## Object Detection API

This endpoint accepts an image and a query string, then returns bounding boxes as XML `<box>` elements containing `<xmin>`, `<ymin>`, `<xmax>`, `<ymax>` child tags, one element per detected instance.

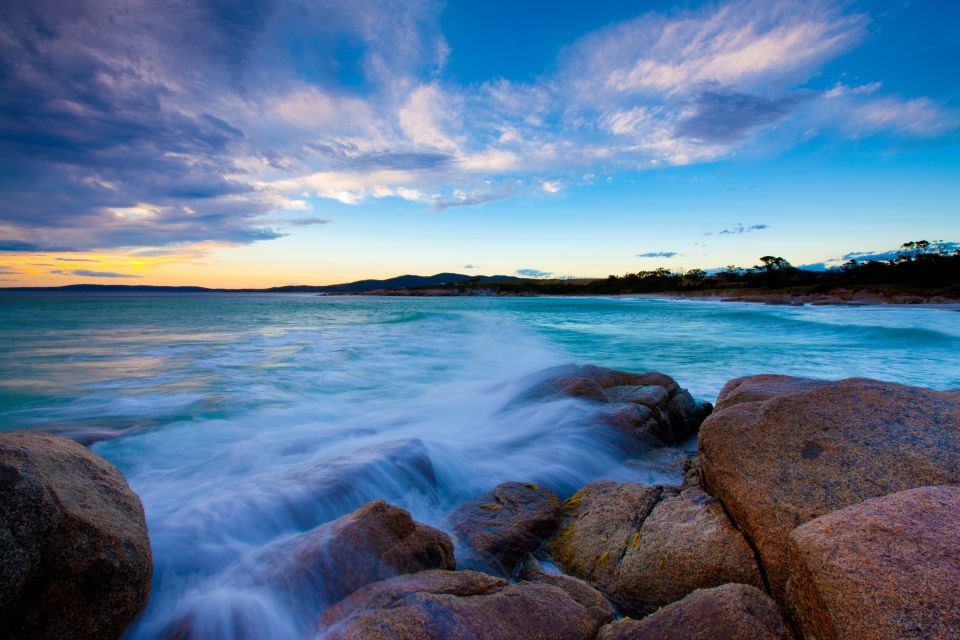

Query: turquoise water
<box><xmin>1</xmin><ymin>292</ymin><xmax>959</xmax><ymax>638</ymax></box>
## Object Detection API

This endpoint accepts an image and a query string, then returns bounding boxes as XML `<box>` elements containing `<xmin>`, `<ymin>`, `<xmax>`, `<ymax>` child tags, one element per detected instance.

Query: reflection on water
<box><xmin>1</xmin><ymin>293</ymin><xmax>958</xmax><ymax>638</ymax></box>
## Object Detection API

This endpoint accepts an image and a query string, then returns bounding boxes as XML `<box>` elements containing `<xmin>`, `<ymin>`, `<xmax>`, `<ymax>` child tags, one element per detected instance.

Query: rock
<box><xmin>518</xmin><ymin>554</ymin><xmax>616</xmax><ymax>624</ymax></box>
<box><xmin>528</xmin><ymin>365</ymin><xmax>711</xmax><ymax>446</ymax></box>
<box><xmin>315</xmin><ymin>569</ymin><xmax>614</xmax><ymax>640</ymax></box>
<box><xmin>547</xmin><ymin>480</ymin><xmax>762</xmax><ymax>615</ymax></box>
<box><xmin>714</xmin><ymin>374</ymin><xmax>831</xmax><ymax>411</ymax></box>
<box><xmin>786</xmin><ymin>485</ymin><xmax>960</xmax><ymax>640</ymax></box>
<box><xmin>596</xmin><ymin>583</ymin><xmax>794</xmax><ymax>640</ymax></box>
<box><xmin>255</xmin><ymin>500</ymin><xmax>454</xmax><ymax>607</ymax></box>
<box><xmin>666</xmin><ymin>389</ymin><xmax>713</xmax><ymax>442</ymax></box>
<box><xmin>699</xmin><ymin>377</ymin><xmax>960</xmax><ymax>601</ymax></box>
<box><xmin>448</xmin><ymin>482</ymin><xmax>561</xmax><ymax>574</ymax></box>
<box><xmin>0</xmin><ymin>431</ymin><xmax>152</xmax><ymax>640</ymax></box>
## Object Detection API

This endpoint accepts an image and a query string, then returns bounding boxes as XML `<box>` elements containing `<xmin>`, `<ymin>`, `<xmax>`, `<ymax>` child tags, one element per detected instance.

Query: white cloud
<box><xmin>397</xmin><ymin>84</ymin><xmax>460</xmax><ymax>152</ymax></box>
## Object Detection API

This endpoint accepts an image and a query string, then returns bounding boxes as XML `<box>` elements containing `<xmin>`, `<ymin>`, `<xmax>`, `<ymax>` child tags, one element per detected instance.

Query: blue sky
<box><xmin>0</xmin><ymin>0</ymin><xmax>957</xmax><ymax>285</ymax></box>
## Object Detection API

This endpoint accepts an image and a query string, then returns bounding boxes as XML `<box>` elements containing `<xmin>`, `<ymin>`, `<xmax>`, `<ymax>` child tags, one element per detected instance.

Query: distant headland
<box><xmin>3</xmin><ymin>241</ymin><xmax>958</xmax><ymax>305</ymax></box>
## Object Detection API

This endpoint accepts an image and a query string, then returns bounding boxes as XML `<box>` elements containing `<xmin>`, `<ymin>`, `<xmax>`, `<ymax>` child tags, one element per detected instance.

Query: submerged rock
<box><xmin>699</xmin><ymin>376</ymin><xmax>960</xmax><ymax>601</ymax></box>
<box><xmin>786</xmin><ymin>485</ymin><xmax>960</xmax><ymax>640</ymax></box>
<box><xmin>167</xmin><ymin>500</ymin><xmax>455</xmax><ymax>639</ymax></box>
<box><xmin>315</xmin><ymin>569</ymin><xmax>613</xmax><ymax>640</ymax></box>
<box><xmin>547</xmin><ymin>480</ymin><xmax>761</xmax><ymax>616</ymax></box>
<box><xmin>0</xmin><ymin>431</ymin><xmax>152</xmax><ymax>640</ymax></box>
<box><xmin>596</xmin><ymin>583</ymin><xmax>793</xmax><ymax>640</ymax></box>
<box><xmin>448</xmin><ymin>482</ymin><xmax>561</xmax><ymax>574</ymax></box>
<box><xmin>529</xmin><ymin>365</ymin><xmax>712</xmax><ymax>446</ymax></box>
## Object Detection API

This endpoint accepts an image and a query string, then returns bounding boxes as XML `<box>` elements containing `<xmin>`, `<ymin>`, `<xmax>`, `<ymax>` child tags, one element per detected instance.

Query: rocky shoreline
<box><xmin>1</xmin><ymin>367</ymin><xmax>958</xmax><ymax>639</ymax></box>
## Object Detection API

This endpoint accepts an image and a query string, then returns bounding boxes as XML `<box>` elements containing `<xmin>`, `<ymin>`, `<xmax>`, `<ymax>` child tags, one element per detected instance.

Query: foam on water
<box><xmin>1</xmin><ymin>293</ymin><xmax>958</xmax><ymax>638</ymax></box>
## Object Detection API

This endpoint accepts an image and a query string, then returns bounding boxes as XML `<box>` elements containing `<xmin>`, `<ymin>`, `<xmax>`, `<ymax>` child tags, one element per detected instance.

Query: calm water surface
<box><xmin>1</xmin><ymin>293</ymin><xmax>958</xmax><ymax>638</ymax></box>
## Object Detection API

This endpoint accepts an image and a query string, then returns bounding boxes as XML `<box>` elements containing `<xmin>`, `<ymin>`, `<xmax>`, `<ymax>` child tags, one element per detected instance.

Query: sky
<box><xmin>0</xmin><ymin>0</ymin><xmax>958</xmax><ymax>287</ymax></box>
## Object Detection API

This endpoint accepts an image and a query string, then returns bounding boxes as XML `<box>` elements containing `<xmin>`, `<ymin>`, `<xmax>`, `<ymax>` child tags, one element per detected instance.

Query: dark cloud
<box><xmin>50</xmin><ymin>269</ymin><xmax>141</xmax><ymax>278</ymax></box>
<box><xmin>432</xmin><ymin>190</ymin><xmax>510</xmax><ymax>211</ymax></box>
<box><xmin>0</xmin><ymin>240</ymin><xmax>84</xmax><ymax>252</ymax></box>
<box><xmin>676</xmin><ymin>91</ymin><xmax>800</xmax><ymax>143</ymax></box>
<box><xmin>53</xmin><ymin>257</ymin><xmax>99</xmax><ymax>262</ymax></box>
<box><xmin>278</xmin><ymin>217</ymin><xmax>332</xmax><ymax>227</ymax></box>
<box><xmin>516</xmin><ymin>268</ymin><xmax>552</xmax><ymax>278</ymax></box>
<box><xmin>637</xmin><ymin>251</ymin><xmax>679</xmax><ymax>258</ymax></box>
<box><xmin>306</xmin><ymin>143</ymin><xmax>454</xmax><ymax>171</ymax></box>
<box><xmin>0</xmin><ymin>267</ymin><xmax>20</xmax><ymax>274</ymax></box>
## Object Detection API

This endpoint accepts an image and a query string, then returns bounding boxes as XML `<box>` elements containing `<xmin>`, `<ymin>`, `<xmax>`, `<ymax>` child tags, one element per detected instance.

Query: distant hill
<box><xmin>269</xmin><ymin>273</ymin><xmax>521</xmax><ymax>293</ymax></box>
<box><xmin>1</xmin><ymin>273</ymin><xmax>523</xmax><ymax>293</ymax></box>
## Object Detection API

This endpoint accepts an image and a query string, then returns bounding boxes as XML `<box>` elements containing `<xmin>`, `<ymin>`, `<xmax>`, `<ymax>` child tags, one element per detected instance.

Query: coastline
<box><xmin>617</xmin><ymin>291</ymin><xmax>960</xmax><ymax>309</ymax></box>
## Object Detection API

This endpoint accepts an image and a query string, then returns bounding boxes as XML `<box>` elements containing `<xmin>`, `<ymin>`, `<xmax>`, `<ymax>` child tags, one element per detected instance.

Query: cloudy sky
<box><xmin>1</xmin><ymin>0</ymin><xmax>957</xmax><ymax>286</ymax></box>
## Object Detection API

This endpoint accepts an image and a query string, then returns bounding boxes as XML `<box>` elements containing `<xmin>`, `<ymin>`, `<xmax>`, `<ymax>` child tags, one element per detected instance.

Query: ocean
<box><xmin>1</xmin><ymin>292</ymin><xmax>958</xmax><ymax>638</ymax></box>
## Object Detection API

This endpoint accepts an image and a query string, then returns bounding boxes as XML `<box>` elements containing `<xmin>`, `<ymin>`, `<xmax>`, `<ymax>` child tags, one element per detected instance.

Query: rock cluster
<box><xmin>4</xmin><ymin>366</ymin><xmax>959</xmax><ymax>640</ymax></box>
<box><xmin>699</xmin><ymin>375</ymin><xmax>960</xmax><ymax>601</ymax></box>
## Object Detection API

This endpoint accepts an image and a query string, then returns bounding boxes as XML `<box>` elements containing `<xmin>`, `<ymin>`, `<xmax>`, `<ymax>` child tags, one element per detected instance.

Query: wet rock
<box><xmin>448</xmin><ymin>482</ymin><xmax>561</xmax><ymax>574</ymax></box>
<box><xmin>529</xmin><ymin>365</ymin><xmax>711</xmax><ymax>446</ymax></box>
<box><xmin>786</xmin><ymin>485</ymin><xmax>960</xmax><ymax>640</ymax></box>
<box><xmin>714</xmin><ymin>374</ymin><xmax>831</xmax><ymax>411</ymax></box>
<box><xmin>547</xmin><ymin>480</ymin><xmax>761</xmax><ymax>615</ymax></box>
<box><xmin>596</xmin><ymin>583</ymin><xmax>794</xmax><ymax>640</ymax></box>
<box><xmin>315</xmin><ymin>569</ymin><xmax>612</xmax><ymax>640</ymax></box>
<box><xmin>255</xmin><ymin>500</ymin><xmax>454</xmax><ymax>607</ymax></box>
<box><xmin>699</xmin><ymin>377</ymin><xmax>960</xmax><ymax>601</ymax></box>
<box><xmin>0</xmin><ymin>431</ymin><xmax>152</xmax><ymax>640</ymax></box>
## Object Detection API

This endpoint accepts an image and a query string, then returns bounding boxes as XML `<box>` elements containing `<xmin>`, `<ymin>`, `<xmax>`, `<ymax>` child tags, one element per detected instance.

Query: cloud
<box><xmin>0</xmin><ymin>0</ymin><xmax>955</xmax><ymax>254</ymax></box>
<box><xmin>53</xmin><ymin>257</ymin><xmax>99</xmax><ymax>262</ymax></box>
<box><xmin>637</xmin><ymin>251</ymin><xmax>680</xmax><ymax>258</ymax></box>
<box><xmin>50</xmin><ymin>269</ymin><xmax>141</xmax><ymax>278</ymax></box>
<box><xmin>0</xmin><ymin>267</ymin><xmax>19</xmax><ymax>274</ymax></box>
<box><xmin>708</xmin><ymin>223</ymin><xmax>769</xmax><ymax>236</ymax></box>
<box><xmin>516</xmin><ymin>268</ymin><xmax>552</xmax><ymax>278</ymax></box>
<box><xmin>463</xmin><ymin>264</ymin><xmax>478</xmax><ymax>269</ymax></box>
<box><xmin>277</xmin><ymin>217</ymin><xmax>332</xmax><ymax>227</ymax></box>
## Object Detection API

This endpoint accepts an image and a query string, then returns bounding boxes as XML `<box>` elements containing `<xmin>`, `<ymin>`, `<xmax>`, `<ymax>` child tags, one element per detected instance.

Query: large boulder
<box><xmin>0</xmin><ymin>431</ymin><xmax>152</xmax><ymax>640</ymax></box>
<box><xmin>315</xmin><ymin>569</ymin><xmax>614</xmax><ymax>640</ymax></box>
<box><xmin>699</xmin><ymin>377</ymin><xmax>960</xmax><ymax>601</ymax></box>
<box><xmin>714</xmin><ymin>374</ymin><xmax>831</xmax><ymax>411</ymax></box>
<box><xmin>786</xmin><ymin>485</ymin><xmax>960</xmax><ymax>640</ymax></box>
<box><xmin>529</xmin><ymin>365</ymin><xmax>712</xmax><ymax>445</ymax></box>
<box><xmin>547</xmin><ymin>480</ymin><xmax>762</xmax><ymax>615</ymax></box>
<box><xmin>448</xmin><ymin>482</ymin><xmax>561</xmax><ymax>574</ymax></box>
<box><xmin>596</xmin><ymin>583</ymin><xmax>793</xmax><ymax>640</ymax></box>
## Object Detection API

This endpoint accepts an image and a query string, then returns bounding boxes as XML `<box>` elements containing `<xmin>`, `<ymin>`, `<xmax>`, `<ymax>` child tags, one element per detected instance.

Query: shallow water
<box><xmin>1</xmin><ymin>293</ymin><xmax>958</xmax><ymax>638</ymax></box>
